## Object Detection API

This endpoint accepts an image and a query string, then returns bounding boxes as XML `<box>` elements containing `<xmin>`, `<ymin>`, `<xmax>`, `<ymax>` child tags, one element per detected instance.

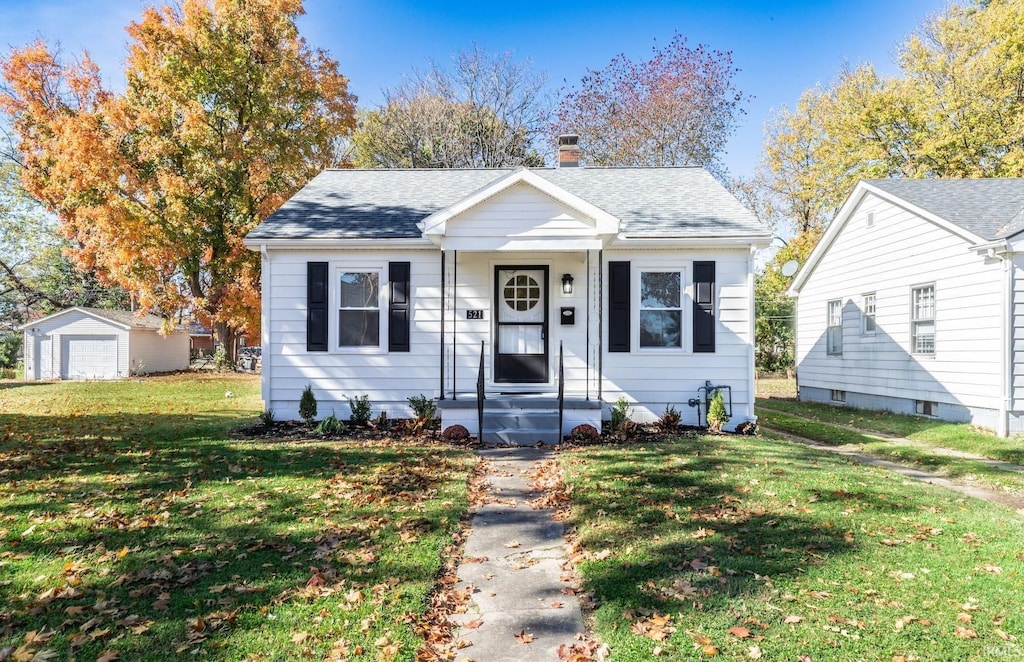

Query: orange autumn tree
<box><xmin>0</xmin><ymin>0</ymin><xmax>356</xmax><ymax>358</ymax></box>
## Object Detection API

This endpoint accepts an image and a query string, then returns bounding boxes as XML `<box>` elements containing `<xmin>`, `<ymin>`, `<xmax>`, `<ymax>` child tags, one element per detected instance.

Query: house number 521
<box><xmin>466</xmin><ymin>310</ymin><xmax>484</xmax><ymax>320</ymax></box>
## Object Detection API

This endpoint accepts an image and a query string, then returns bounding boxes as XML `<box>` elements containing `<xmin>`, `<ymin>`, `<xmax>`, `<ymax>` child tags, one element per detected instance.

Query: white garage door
<box><xmin>62</xmin><ymin>335</ymin><xmax>119</xmax><ymax>379</ymax></box>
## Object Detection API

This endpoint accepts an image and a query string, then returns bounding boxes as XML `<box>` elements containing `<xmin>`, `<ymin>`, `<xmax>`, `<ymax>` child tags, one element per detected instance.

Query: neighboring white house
<box><xmin>20</xmin><ymin>307</ymin><xmax>190</xmax><ymax>380</ymax></box>
<box><xmin>790</xmin><ymin>178</ymin><xmax>1024</xmax><ymax>437</ymax></box>
<box><xmin>244</xmin><ymin>141</ymin><xmax>770</xmax><ymax>442</ymax></box>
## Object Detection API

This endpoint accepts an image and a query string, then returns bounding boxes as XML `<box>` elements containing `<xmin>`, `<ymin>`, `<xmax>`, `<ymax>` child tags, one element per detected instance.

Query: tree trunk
<box><xmin>214</xmin><ymin>321</ymin><xmax>239</xmax><ymax>366</ymax></box>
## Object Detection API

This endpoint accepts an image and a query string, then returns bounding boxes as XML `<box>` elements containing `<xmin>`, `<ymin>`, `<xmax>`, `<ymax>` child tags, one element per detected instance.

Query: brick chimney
<box><xmin>558</xmin><ymin>134</ymin><xmax>580</xmax><ymax>168</ymax></box>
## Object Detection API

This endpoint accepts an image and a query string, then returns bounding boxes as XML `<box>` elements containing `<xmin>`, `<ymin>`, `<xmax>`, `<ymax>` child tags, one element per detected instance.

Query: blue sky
<box><xmin>0</xmin><ymin>0</ymin><xmax>948</xmax><ymax>178</ymax></box>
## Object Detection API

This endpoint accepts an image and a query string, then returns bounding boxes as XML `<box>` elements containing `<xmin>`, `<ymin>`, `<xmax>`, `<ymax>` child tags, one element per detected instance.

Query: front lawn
<box><xmin>562</xmin><ymin>434</ymin><xmax>1024</xmax><ymax>661</ymax></box>
<box><xmin>0</xmin><ymin>374</ymin><xmax>472</xmax><ymax>661</ymax></box>
<box><xmin>757</xmin><ymin>397</ymin><xmax>1024</xmax><ymax>465</ymax></box>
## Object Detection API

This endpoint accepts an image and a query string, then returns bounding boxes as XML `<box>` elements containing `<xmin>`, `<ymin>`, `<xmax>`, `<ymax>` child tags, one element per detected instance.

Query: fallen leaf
<box><xmin>954</xmin><ymin>626</ymin><xmax>977</xmax><ymax>639</ymax></box>
<box><xmin>463</xmin><ymin>618</ymin><xmax>483</xmax><ymax>630</ymax></box>
<box><xmin>551</xmin><ymin>601</ymin><xmax>564</xmax><ymax>609</ymax></box>
<box><xmin>96</xmin><ymin>651</ymin><xmax>119</xmax><ymax>662</ymax></box>
<box><xmin>702</xmin><ymin>644</ymin><xmax>719</xmax><ymax>656</ymax></box>
<box><xmin>291</xmin><ymin>631</ymin><xmax>309</xmax><ymax>645</ymax></box>
<box><xmin>504</xmin><ymin>540</ymin><xmax>521</xmax><ymax>549</ymax></box>
<box><xmin>729</xmin><ymin>626</ymin><xmax>751</xmax><ymax>639</ymax></box>
<box><xmin>784</xmin><ymin>615</ymin><xmax>803</xmax><ymax>624</ymax></box>
<box><xmin>748</xmin><ymin>646</ymin><xmax>763</xmax><ymax>659</ymax></box>
<box><xmin>514</xmin><ymin>630</ymin><xmax>534</xmax><ymax>644</ymax></box>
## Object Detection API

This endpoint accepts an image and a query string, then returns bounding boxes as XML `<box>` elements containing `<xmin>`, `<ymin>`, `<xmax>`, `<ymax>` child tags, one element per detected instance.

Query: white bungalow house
<box><xmin>20</xmin><ymin>307</ymin><xmax>190</xmax><ymax>380</ymax></box>
<box><xmin>789</xmin><ymin>178</ymin><xmax>1024</xmax><ymax>437</ymax></box>
<box><xmin>244</xmin><ymin>140</ymin><xmax>770</xmax><ymax>442</ymax></box>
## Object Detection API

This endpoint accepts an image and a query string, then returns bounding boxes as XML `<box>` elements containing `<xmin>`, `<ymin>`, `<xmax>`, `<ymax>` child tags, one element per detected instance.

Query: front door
<box><xmin>495</xmin><ymin>266</ymin><xmax>548</xmax><ymax>383</ymax></box>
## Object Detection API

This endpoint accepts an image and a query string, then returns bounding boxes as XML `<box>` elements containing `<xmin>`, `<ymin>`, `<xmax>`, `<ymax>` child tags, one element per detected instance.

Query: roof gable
<box><xmin>790</xmin><ymin>180</ymin><xmax>1006</xmax><ymax>294</ymax></box>
<box><xmin>420</xmin><ymin>168</ymin><xmax>619</xmax><ymax>247</ymax></box>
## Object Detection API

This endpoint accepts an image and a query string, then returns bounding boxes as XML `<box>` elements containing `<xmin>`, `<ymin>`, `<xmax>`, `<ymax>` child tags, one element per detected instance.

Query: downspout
<box><xmin>598</xmin><ymin>249</ymin><xmax>604</xmax><ymax>402</ymax></box>
<box><xmin>440</xmin><ymin>250</ymin><xmax>445</xmax><ymax>400</ymax></box>
<box><xmin>452</xmin><ymin>250</ymin><xmax>458</xmax><ymax>400</ymax></box>
<box><xmin>260</xmin><ymin>244</ymin><xmax>271</xmax><ymax>409</ymax></box>
<box><xmin>747</xmin><ymin>246</ymin><xmax>757</xmax><ymax>426</ymax></box>
<box><xmin>585</xmin><ymin>249</ymin><xmax>591</xmax><ymax>400</ymax></box>
<box><xmin>1000</xmin><ymin>255</ymin><xmax>1012</xmax><ymax>437</ymax></box>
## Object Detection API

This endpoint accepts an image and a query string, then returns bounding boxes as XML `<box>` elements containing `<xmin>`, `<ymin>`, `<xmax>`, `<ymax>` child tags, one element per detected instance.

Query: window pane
<box><xmin>339</xmin><ymin>310</ymin><xmax>379</xmax><ymax>346</ymax></box>
<box><xmin>914</xmin><ymin>321</ymin><xmax>935</xmax><ymax>354</ymax></box>
<box><xmin>639</xmin><ymin>310</ymin><xmax>681</xmax><ymax>347</ymax></box>
<box><xmin>913</xmin><ymin>286</ymin><xmax>934</xmax><ymax>320</ymax></box>
<box><xmin>641</xmin><ymin>272</ymin><xmax>680</xmax><ymax>309</ymax></box>
<box><xmin>340</xmin><ymin>272</ymin><xmax>378</xmax><ymax>308</ymax></box>
<box><xmin>865</xmin><ymin>315</ymin><xmax>876</xmax><ymax>333</ymax></box>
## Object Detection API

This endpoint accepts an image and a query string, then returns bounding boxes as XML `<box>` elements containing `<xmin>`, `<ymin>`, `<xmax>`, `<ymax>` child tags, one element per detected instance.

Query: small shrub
<box><xmin>213</xmin><ymin>346</ymin><xmax>230</xmax><ymax>372</ymax></box>
<box><xmin>316</xmin><ymin>412</ymin><xmax>346</xmax><ymax>435</ymax></box>
<box><xmin>259</xmin><ymin>409</ymin><xmax>275</xmax><ymax>428</ymax></box>
<box><xmin>299</xmin><ymin>384</ymin><xmax>318</xmax><ymax>423</ymax></box>
<box><xmin>441</xmin><ymin>424</ymin><xmax>471</xmax><ymax>441</ymax></box>
<box><xmin>349</xmin><ymin>394</ymin><xmax>372</xmax><ymax>426</ymax></box>
<box><xmin>659</xmin><ymin>403</ymin><xmax>682</xmax><ymax>432</ymax></box>
<box><xmin>610</xmin><ymin>396</ymin><xmax>632</xmax><ymax>428</ymax></box>
<box><xmin>407</xmin><ymin>394</ymin><xmax>437</xmax><ymax>422</ymax></box>
<box><xmin>570</xmin><ymin>423</ymin><xmax>600</xmax><ymax>442</ymax></box>
<box><xmin>707</xmin><ymin>389</ymin><xmax>730</xmax><ymax>432</ymax></box>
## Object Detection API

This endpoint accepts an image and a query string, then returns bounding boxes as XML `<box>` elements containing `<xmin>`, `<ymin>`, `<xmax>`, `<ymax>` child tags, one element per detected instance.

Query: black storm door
<box><xmin>494</xmin><ymin>266</ymin><xmax>548</xmax><ymax>383</ymax></box>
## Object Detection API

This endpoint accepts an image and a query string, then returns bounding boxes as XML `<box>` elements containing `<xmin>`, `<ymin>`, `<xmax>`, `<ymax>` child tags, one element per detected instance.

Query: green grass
<box><xmin>755</xmin><ymin>374</ymin><xmax>796</xmax><ymax>399</ymax></box>
<box><xmin>756</xmin><ymin>397</ymin><xmax>1024</xmax><ymax>465</ymax></box>
<box><xmin>0</xmin><ymin>374</ymin><xmax>472</xmax><ymax>661</ymax></box>
<box><xmin>756</xmin><ymin>407</ymin><xmax>1024</xmax><ymax>495</ymax></box>
<box><xmin>562</xmin><ymin>436</ymin><xmax>1024</xmax><ymax>661</ymax></box>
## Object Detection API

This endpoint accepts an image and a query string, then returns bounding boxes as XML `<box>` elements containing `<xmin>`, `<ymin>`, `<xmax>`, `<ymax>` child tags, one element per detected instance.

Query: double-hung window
<box><xmin>911</xmin><ymin>284</ymin><xmax>935</xmax><ymax>355</ymax></box>
<box><xmin>338</xmin><ymin>270</ymin><xmax>381</xmax><ymax>348</ymax></box>
<box><xmin>862</xmin><ymin>293</ymin><xmax>876</xmax><ymax>334</ymax></box>
<box><xmin>639</xmin><ymin>270</ymin><xmax>682</xmax><ymax>348</ymax></box>
<box><xmin>826</xmin><ymin>299</ymin><xmax>843</xmax><ymax>355</ymax></box>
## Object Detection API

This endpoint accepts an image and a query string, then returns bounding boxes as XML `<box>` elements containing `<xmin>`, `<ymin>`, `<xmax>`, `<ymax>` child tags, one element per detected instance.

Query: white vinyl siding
<box><xmin>603</xmin><ymin>248</ymin><xmax>754</xmax><ymax>426</ymax></box>
<box><xmin>261</xmin><ymin>245</ymin><xmax>757</xmax><ymax>429</ymax></box>
<box><xmin>795</xmin><ymin>192</ymin><xmax>1003</xmax><ymax>414</ymax></box>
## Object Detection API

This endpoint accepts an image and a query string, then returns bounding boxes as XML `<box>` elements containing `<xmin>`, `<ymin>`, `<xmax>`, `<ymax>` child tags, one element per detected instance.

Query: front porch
<box><xmin>438</xmin><ymin>393</ymin><xmax>603</xmax><ymax>444</ymax></box>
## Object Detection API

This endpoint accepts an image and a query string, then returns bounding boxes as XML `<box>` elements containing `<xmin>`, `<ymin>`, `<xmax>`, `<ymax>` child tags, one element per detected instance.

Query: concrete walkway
<box><xmin>451</xmin><ymin>447</ymin><xmax>586</xmax><ymax>661</ymax></box>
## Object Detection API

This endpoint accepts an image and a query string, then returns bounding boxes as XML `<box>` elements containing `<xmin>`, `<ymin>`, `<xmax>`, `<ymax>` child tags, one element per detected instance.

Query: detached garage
<box><xmin>19</xmin><ymin>307</ymin><xmax>190</xmax><ymax>380</ymax></box>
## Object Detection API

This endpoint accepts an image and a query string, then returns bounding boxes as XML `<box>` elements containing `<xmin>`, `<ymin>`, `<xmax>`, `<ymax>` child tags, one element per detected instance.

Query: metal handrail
<box><xmin>557</xmin><ymin>341</ymin><xmax>564</xmax><ymax>443</ymax></box>
<box><xmin>476</xmin><ymin>341</ymin><xmax>485</xmax><ymax>442</ymax></box>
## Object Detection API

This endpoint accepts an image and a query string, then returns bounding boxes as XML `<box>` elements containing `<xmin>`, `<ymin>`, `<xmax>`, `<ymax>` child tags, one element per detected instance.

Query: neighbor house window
<box><xmin>911</xmin><ymin>284</ymin><xmax>935</xmax><ymax>355</ymax></box>
<box><xmin>639</xmin><ymin>270</ymin><xmax>682</xmax><ymax>348</ymax></box>
<box><xmin>827</xmin><ymin>299</ymin><xmax>843</xmax><ymax>355</ymax></box>
<box><xmin>863</xmin><ymin>293</ymin><xmax>876</xmax><ymax>334</ymax></box>
<box><xmin>915</xmin><ymin>400</ymin><xmax>937</xmax><ymax>417</ymax></box>
<box><xmin>831</xmin><ymin>389</ymin><xmax>846</xmax><ymax>403</ymax></box>
<box><xmin>338</xmin><ymin>270</ymin><xmax>381</xmax><ymax>347</ymax></box>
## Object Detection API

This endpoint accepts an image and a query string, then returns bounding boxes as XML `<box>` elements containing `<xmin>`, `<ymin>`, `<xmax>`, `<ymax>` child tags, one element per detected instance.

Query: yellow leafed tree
<box><xmin>0</xmin><ymin>0</ymin><xmax>356</xmax><ymax>357</ymax></box>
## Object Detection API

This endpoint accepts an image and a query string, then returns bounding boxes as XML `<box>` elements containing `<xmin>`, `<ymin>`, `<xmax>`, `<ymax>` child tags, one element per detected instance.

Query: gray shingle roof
<box><xmin>867</xmin><ymin>178</ymin><xmax>1024</xmax><ymax>240</ymax></box>
<box><xmin>78</xmin><ymin>307</ymin><xmax>169</xmax><ymax>329</ymax></box>
<box><xmin>246</xmin><ymin>166</ymin><xmax>766</xmax><ymax>241</ymax></box>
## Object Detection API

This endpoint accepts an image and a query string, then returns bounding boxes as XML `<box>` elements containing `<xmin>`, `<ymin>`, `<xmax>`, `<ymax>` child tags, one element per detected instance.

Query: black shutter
<box><xmin>693</xmin><ymin>261</ymin><xmax>715</xmax><ymax>353</ymax></box>
<box><xmin>388</xmin><ymin>262</ymin><xmax>411</xmax><ymax>352</ymax></box>
<box><xmin>307</xmin><ymin>262</ymin><xmax>328</xmax><ymax>352</ymax></box>
<box><xmin>608</xmin><ymin>261</ymin><xmax>630</xmax><ymax>352</ymax></box>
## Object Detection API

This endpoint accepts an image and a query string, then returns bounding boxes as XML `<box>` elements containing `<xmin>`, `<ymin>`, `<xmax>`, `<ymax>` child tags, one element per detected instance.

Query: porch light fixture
<box><xmin>561</xmin><ymin>273</ymin><xmax>574</xmax><ymax>295</ymax></box>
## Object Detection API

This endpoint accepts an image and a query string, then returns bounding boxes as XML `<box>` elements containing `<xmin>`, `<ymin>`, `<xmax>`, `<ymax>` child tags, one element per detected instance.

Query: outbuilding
<box><xmin>19</xmin><ymin>307</ymin><xmax>190</xmax><ymax>380</ymax></box>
